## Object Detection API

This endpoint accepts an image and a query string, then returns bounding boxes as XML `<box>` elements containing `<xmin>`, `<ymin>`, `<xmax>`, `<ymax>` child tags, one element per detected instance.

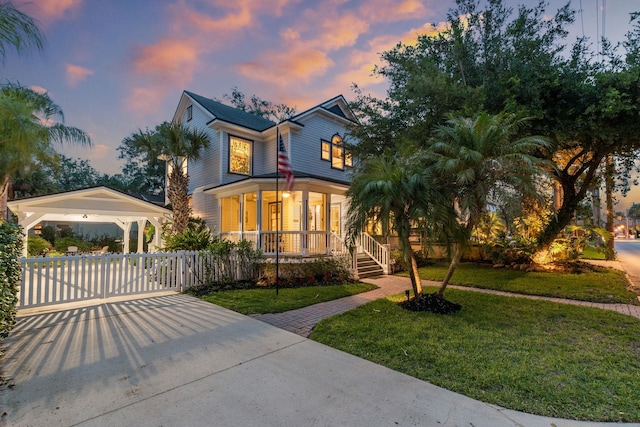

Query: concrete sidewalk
<box><xmin>3</xmin><ymin>293</ymin><xmax>635</xmax><ymax>426</ymax></box>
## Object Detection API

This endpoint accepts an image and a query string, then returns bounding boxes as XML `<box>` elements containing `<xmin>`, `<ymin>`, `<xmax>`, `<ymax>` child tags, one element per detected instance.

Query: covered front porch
<box><xmin>205</xmin><ymin>177</ymin><xmax>349</xmax><ymax>256</ymax></box>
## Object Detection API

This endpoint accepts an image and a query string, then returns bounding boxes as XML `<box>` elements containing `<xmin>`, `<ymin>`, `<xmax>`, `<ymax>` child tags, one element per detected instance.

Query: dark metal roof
<box><xmin>185</xmin><ymin>91</ymin><xmax>275</xmax><ymax>132</ymax></box>
<box><xmin>203</xmin><ymin>172</ymin><xmax>350</xmax><ymax>193</ymax></box>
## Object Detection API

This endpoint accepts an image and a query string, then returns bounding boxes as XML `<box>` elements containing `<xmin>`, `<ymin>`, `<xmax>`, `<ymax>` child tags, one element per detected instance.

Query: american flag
<box><xmin>278</xmin><ymin>134</ymin><xmax>295</xmax><ymax>191</ymax></box>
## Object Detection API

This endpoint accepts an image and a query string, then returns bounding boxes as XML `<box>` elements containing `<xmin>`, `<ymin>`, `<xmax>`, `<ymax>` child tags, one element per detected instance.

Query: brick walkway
<box><xmin>253</xmin><ymin>275</ymin><xmax>640</xmax><ymax>337</ymax></box>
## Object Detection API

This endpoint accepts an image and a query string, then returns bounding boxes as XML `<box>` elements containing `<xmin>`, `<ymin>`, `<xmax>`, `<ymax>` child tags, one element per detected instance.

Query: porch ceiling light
<box><xmin>283</xmin><ymin>192</ymin><xmax>291</xmax><ymax>198</ymax></box>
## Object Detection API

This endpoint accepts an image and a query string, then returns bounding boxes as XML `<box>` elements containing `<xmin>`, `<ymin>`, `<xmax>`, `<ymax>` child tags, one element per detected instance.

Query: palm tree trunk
<box><xmin>402</xmin><ymin>238</ymin><xmax>422</xmax><ymax>296</ymax></box>
<box><xmin>437</xmin><ymin>243</ymin><xmax>462</xmax><ymax>296</ymax></box>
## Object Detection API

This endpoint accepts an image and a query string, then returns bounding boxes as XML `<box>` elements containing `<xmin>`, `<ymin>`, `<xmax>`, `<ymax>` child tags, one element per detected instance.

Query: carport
<box><xmin>7</xmin><ymin>186</ymin><xmax>172</xmax><ymax>257</ymax></box>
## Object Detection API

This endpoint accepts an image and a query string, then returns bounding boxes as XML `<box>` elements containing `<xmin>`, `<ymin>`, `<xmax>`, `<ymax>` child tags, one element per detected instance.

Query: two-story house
<box><xmin>172</xmin><ymin>90</ymin><xmax>359</xmax><ymax>257</ymax></box>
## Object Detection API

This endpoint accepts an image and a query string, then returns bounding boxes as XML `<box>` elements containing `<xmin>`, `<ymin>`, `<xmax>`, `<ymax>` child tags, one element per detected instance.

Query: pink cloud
<box><xmin>126</xmin><ymin>87</ymin><xmax>166</xmax><ymax>115</ymax></box>
<box><xmin>132</xmin><ymin>37</ymin><xmax>200</xmax><ymax>86</ymax></box>
<box><xmin>238</xmin><ymin>48</ymin><xmax>333</xmax><ymax>85</ymax></box>
<box><xmin>65</xmin><ymin>64</ymin><xmax>94</xmax><ymax>87</ymax></box>
<box><xmin>316</xmin><ymin>12</ymin><xmax>369</xmax><ymax>50</ymax></box>
<box><xmin>29</xmin><ymin>85</ymin><xmax>48</xmax><ymax>94</ymax></box>
<box><xmin>16</xmin><ymin>0</ymin><xmax>83</xmax><ymax>23</ymax></box>
<box><xmin>359</xmin><ymin>0</ymin><xmax>427</xmax><ymax>23</ymax></box>
<box><xmin>169</xmin><ymin>0</ymin><xmax>296</xmax><ymax>35</ymax></box>
<box><xmin>238</xmin><ymin>7</ymin><xmax>369</xmax><ymax>86</ymax></box>
<box><xmin>175</xmin><ymin>5</ymin><xmax>252</xmax><ymax>33</ymax></box>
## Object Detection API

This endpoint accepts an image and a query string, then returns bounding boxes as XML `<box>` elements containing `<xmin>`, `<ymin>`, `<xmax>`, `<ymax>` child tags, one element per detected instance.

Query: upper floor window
<box><xmin>321</xmin><ymin>134</ymin><xmax>351</xmax><ymax>170</ymax></box>
<box><xmin>321</xmin><ymin>141</ymin><xmax>330</xmax><ymax>161</ymax></box>
<box><xmin>332</xmin><ymin>135</ymin><xmax>344</xmax><ymax>169</ymax></box>
<box><xmin>229</xmin><ymin>136</ymin><xmax>252</xmax><ymax>175</ymax></box>
<box><xmin>186</xmin><ymin>105</ymin><xmax>193</xmax><ymax>121</ymax></box>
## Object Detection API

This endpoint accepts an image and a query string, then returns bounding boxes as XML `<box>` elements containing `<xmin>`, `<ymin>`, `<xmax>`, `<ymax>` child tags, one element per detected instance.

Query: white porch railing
<box><xmin>218</xmin><ymin>230</ymin><xmax>390</xmax><ymax>275</ymax></box>
<box><xmin>220</xmin><ymin>231</ymin><xmax>338</xmax><ymax>256</ymax></box>
<box><xmin>18</xmin><ymin>251</ymin><xmax>216</xmax><ymax>309</ymax></box>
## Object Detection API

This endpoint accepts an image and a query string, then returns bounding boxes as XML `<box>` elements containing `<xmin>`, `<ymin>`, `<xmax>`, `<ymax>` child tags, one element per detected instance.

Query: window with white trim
<box><xmin>229</xmin><ymin>136</ymin><xmax>252</xmax><ymax>175</ymax></box>
<box><xmin>321</xmin><ymin>134</ymin><xmax>351</xmax><ymax>170</ymax></box>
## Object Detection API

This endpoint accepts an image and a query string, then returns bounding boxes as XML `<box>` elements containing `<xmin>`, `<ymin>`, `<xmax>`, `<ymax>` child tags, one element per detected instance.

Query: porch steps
<box><xmin>357</xmin><ymin>253</ymin><xmax>384</xmax><ymax>278</ymax></box>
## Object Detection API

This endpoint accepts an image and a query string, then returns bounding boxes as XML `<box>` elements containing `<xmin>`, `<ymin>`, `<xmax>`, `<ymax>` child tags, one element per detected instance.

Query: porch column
<box><xmin>137</xmin><ymin>220</ymin><xmax>146</xmax><ymax>253</ymax></box>
<box><xmin>239</xmin><ymin>193</ymin><xmax>244</xmax><ymax>241</ymax></box>
<box><xmin>122</xmin><ymin>222</ymin><xmax>132</xmax><ymax>254</ymax></box>
<box><xmin>302</xmin><ymin>190</ymin><xmax>309</xmax><ymax>256</ymax></box>
<box><xmin>325</xmin><ymin>193</ymin><xmax>332</xmax><ymax>255</ymax></box>
<box><xmin>17</xmin><ymin>212</ymin><xmax>46</xmax><ymax>258</ymax></box>
<box><xmin>256</xmin><ymin>191</ymin><xmax>262</xmax><ymax>252</ymax></box>
<box><xmin>148</xmin><ymin>217</ymin><xmax>163</xmax><ymax>252</ymax></box>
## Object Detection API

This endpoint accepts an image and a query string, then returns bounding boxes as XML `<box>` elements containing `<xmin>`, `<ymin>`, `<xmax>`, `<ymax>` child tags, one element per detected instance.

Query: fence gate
<box><xmin>18</xmin><ymin>251</ymin><xmax>206</xmax><ymax>310</ymax></box>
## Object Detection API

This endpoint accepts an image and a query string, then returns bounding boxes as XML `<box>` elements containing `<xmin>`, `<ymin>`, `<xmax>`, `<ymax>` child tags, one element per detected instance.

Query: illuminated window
<box><xmin>322</xmin><ymin>134</ymin><xmax>352</xmax><ymax>170</ymax></box>
<box><xmin>331</xmin><ymin>134</ymin><xmax>344</xmax><ymax>170</ymax></box>
<box><xmin>229</xmin><ymin>136</ymin><xmax>252</xmax><ymax>175</ymax></box>
<box><xmin>321</xmin><ymin>141</ymin><xmax>330</xmax><ymax>160</ymax></box>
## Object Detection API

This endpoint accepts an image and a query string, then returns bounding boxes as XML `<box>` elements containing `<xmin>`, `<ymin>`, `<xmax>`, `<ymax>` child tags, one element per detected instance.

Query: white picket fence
<box><xmin>18</xmin><ymin>251</ymin><xmax>225</xmax><ymax>309</ymax></box>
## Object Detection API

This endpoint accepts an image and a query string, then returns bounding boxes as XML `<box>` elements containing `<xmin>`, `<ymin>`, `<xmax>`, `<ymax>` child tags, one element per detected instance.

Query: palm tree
<box><xmin>429</xmin><ymin>113</ymin><xmax>549</xmax><ymax>296</ymax></box>
<box><xmin>122</xmin><ymin>121</ymin><xmax>211</xmax><ymax>234</ymax></box>
<box><xmin>0</xmin><ymin>1</ymin><xmax>43</xmax><ymax>62</ymax></box>
<box><xmin>346</xmin><ymin>149</ymin><xmax>448</xmax><ymax>297</ymax></box>
<box><xmin>0</xmin><ymin>84</ymin><xmax>91</xmax><ymax>219</ymax></box>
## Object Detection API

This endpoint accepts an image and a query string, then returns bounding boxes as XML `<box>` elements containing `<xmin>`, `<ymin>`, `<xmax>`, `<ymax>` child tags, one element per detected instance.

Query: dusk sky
<box><xmin>4</xmin><ymin>0</ymin><xmax>639</xmax><ymax>177</ymax></box>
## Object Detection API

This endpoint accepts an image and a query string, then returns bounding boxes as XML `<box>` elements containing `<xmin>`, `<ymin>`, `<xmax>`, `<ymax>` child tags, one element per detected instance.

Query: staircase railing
<box><xmin>357</xmin><ymin>233</ymin><xmax>390</xmax><ymax>275</ymax></box>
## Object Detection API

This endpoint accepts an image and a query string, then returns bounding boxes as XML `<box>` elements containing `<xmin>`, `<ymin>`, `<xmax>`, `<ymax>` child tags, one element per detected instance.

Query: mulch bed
<box><xmin>400</xmin><ymin>292</ymin><xmax>462</xmax><ymax>314</ymax></box>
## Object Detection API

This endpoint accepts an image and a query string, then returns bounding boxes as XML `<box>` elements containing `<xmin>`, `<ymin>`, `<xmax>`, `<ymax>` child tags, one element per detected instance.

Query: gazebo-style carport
<box><xmin>7</xmin><ymin>186</ymin><xmax>172</xmax><ymax>257</ymax></box>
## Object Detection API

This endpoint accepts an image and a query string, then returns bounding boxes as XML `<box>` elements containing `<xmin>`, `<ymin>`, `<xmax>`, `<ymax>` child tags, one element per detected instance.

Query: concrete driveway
<box><xmin>0</xmin><ymin>294</ymin><xmax>635</xmax><ymax>426</ymax></box>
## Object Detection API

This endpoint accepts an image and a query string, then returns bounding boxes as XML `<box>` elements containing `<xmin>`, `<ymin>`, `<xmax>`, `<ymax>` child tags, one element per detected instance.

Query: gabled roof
<box><xmin>288</xmin><ymin>95</ymin><xmax>358</xmax><ymax>125</ymax></box>
<box><xmin>185</xmin><ymin>91</ymin><xmax>275</xmax><ymax>132</ymax></box>
<box><xmin>8</xmin><ymin>186</ymin><xmax>172</xmax><ymax>225</ymax></box>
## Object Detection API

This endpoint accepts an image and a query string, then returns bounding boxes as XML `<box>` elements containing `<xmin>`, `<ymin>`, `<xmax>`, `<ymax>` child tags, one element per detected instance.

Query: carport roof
<box><xmin>7</xmin><ymin>186</ymin><xmax>172</xmax><ymax>225</ymax></box>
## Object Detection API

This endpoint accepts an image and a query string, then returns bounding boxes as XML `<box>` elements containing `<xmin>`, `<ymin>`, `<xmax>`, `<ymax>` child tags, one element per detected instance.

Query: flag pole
<box><xmin>275</xmin><ymin>125</ymin><xmax>280</xmax><ymax>295</ymax></box>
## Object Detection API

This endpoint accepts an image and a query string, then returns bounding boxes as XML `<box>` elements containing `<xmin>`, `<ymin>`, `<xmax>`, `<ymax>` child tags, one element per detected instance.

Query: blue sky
<box><xmin>4</xmin><ymin>0</ymin><xmax>639</xmax><ymax>176</ymax></box>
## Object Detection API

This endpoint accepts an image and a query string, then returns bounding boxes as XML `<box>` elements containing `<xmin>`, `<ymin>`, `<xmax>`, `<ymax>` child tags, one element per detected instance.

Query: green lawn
<box><xmin>200</xmin><ymin>283</ymin><xmax>377</xmax><ymax>314</ymax></box>
<box><xmin>311</xmin><ymin>287</ymin><xmax>640</xmax><ymax>422</ymax></box>
<box><xmin>581</xmin><ymin>245</ymin><xmax>607</xmax><ymax>260</ymax></box>
<box><xmin>407</xmin><ymin>262</ymin><xmax>638</xmax><ymax>304</ymax></box>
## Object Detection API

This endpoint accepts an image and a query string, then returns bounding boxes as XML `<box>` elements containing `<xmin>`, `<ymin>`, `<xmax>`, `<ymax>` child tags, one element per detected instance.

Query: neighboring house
<box><xmin>173</xmin><ymin>90</ymin><xmax>358</xmax><ymax>257</ymax></box>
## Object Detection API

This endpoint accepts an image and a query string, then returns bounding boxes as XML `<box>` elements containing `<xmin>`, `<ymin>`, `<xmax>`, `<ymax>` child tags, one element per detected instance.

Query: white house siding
<box><xmin>254</xmin><ymin>131</ymin><xmax>279</xmax><ymax>176</ymax></box>
<box><xmin>182</xmin><ymin>103</ymin><xmax>220</xmax><ymax>193</ymax></box>
<box><xmin>189</xmin><ymin>186</ymin><xmax>218</xmax><ymax>227</ymax></box>
<box><xmin>176</xmin><ymin>101</ymin><xmax>220</xmax><ymax>229</ymax></box>
<box><xmin>290</xmin><ymin>113</ymin><xmax>353</xmax><ymax>183</ymax></box>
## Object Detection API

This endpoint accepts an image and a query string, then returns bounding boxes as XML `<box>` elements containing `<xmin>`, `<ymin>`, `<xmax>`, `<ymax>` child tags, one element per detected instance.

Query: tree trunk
<box><xmin>399</xmin><ymin>226</ymin><xmax>422</xmax><ymax>296</ymax></box>
<box><xmin>535</xmin><ymin>153</ymin><xmax>605</xmax><ymax>252</ymax></box>
<box><xmin>167</xmin><ymin>169</ymin><xmax>190</xmax><ymax>234</ymax></box>
<box><xmin>0</xmin><ymin>177</ymin><xmax>9</xmax><ymax>222</ymax></box>
<box><xmin>437</xmin><ymin>243</ymin><xmax>462</xmax><ymax>296</ymax></box>
<box><xmin>605</xmin><ymin>154</ymin><xmax>615</xmax><ymax>259</ymax></box>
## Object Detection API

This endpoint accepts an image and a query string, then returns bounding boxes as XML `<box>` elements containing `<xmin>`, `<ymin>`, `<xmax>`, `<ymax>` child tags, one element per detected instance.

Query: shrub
<box><xmin>259</xmin><ymin>255</ymin><xmax>352</xmax><ymax>288</ymax></box>
<box><xmin>27</xmin><ymin>235</ymin><xmax>51</xmax><ymax>256</ymax></box>
<box><xmin>88</xmin><ymin>234</ymin><xmax>120</xmax><ymax>253</ymax></box>
<box><xmin>183</xmin><ymin>240</ymin><xmax>264</xmax><ymax>296</ymax></box>
<box><xmin>389</xmin><ymin>248</ymin><xmax>432</xmax><ymax>274</ymax></box>
<box><xmin>485</xmin><ymin>235</ymin><xmax>537</xmax><ymax>265</ymax></box>
<box><xmin>41</xmin><ymin>225</ymin><xmax>56</xmax><ymax>245</ymax></box>
<box><xmin>0</xmin><ymin>222</ymin><xmax>23</xmax><ymax>339</ymax></box>
<box><xmin>162</xmin><ymin>218</ymin><xmax>215</xmax><ymax>251</ymax></box>
<box><xmin>54</xmin><ymin>236</ymin><xmax>91</xmax><ymax>253</ymax></box>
